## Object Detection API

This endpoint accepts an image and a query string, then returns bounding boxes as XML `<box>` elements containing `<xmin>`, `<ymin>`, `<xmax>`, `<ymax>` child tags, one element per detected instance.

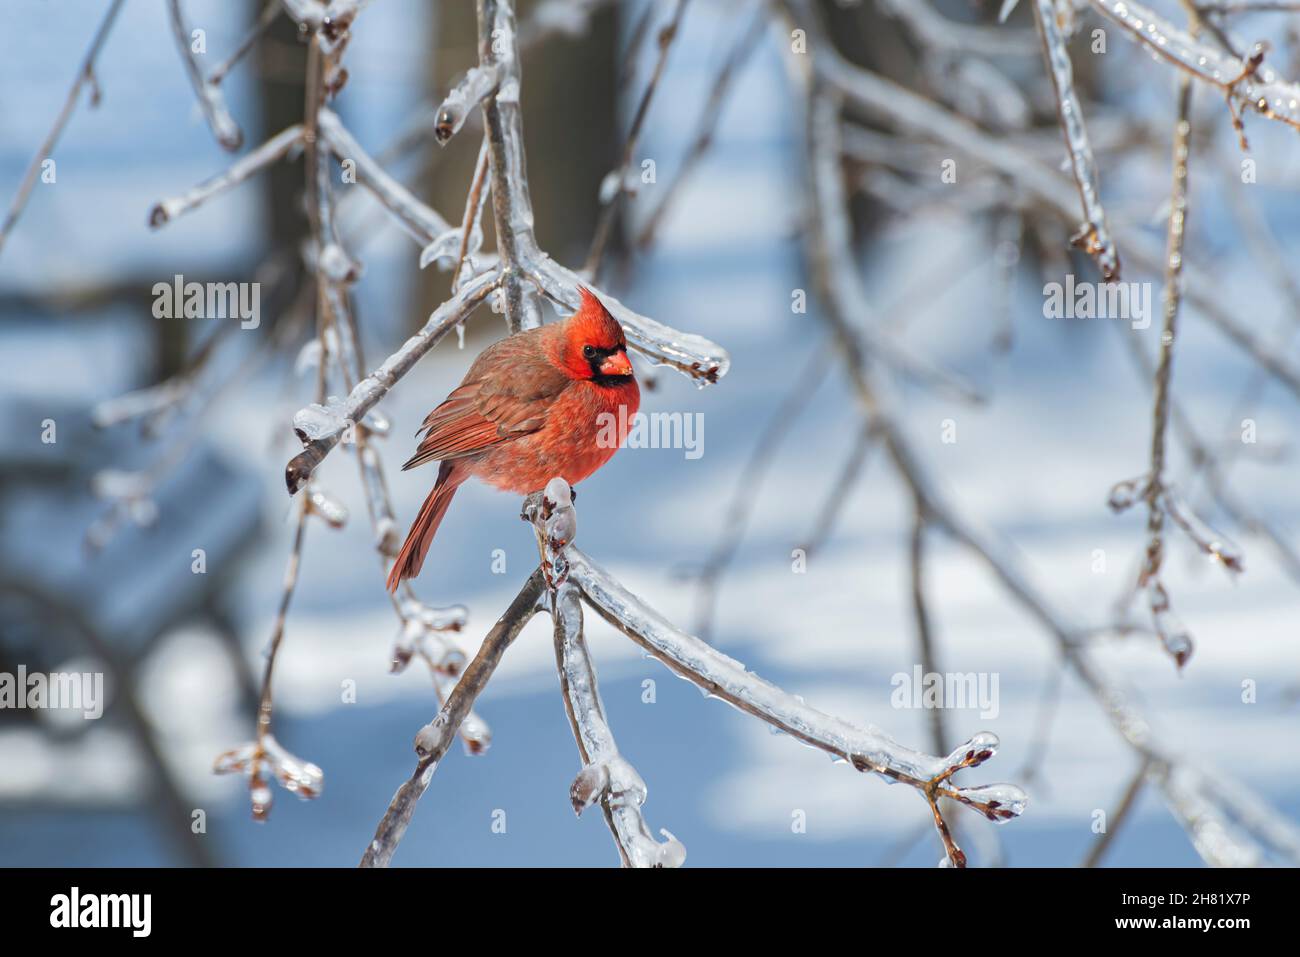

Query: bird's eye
<box><xmin>582</xmin><ymin>345</ymin><xmax>597</xmax><ymax>359</ymax></box>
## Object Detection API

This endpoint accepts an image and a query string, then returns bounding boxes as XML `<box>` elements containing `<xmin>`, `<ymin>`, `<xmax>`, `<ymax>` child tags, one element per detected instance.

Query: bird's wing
<box><xmin>401</xmin><ymin>338</ymin><xmax>569</xmax><ymax>471</ymax></box>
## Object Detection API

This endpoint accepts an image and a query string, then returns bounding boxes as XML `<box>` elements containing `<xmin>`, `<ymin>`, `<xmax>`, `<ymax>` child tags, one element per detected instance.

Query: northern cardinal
<box><xmin>386</xmin><ymin>288</ymin><xmax>639</xmax><ymax>592</ymax></box>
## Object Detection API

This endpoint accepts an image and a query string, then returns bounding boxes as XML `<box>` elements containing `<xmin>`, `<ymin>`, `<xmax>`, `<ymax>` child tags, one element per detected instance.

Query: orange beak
<box><xmin>598</xmin><ymin>348</ymin><xmax>633</xmax><ymax>378</ymax></box>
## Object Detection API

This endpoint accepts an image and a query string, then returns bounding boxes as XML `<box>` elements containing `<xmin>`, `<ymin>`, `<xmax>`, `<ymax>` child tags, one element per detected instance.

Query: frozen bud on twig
<box><xmin>434</xmin><ymin>64</ymin><xmax>502</xmax><ymax>145</ymax></box>
<box><xmin>941</xmin><ymin>731</ymin><xmax>999</xmax><ymax>774</ymax></box>
<box><xmin>419</xmin><ymin>228</ymin><xmax>465</xmax><ymax>270</ymax></box>
<box><xmin>543</xmin><ymin>477</ymin><xmax>574</xmax><ymax>517</ymax></box>
<box><xmin>457</xmin><ymin>710</ymin><xmax>492</xmax><ymax>755</ymax></box>
<box><xmin>546</xmin><ymin>504</ymin><xmax>577</xmax><ymax>552</ymax></box>
<box><xmin>1107</xmin><ymin>476</ymin><xmax>1145</xmax><ymax>513</ymax></box>
<box><xmin>214</xmin><ymin>735</ymin><xmax>324</xmax><ymax>821</ymax></box>
<box><xmin>604</xmin><ymin>755</ymin><xmax>649</xmax><ymax>808</ymax></box>
<box><xmin>570</xmin><ymin>762</ymin><xmax>610</xmax><ymax>816</ymax></box>
<box><xmin>390</xmin><ymin>620</ymin><xmax>418</xmax><ymax>674</ymax></box>
<box><xmin>535</xmin><ymin>477</ymin><xmax>577</xmax><ymax>584</ymax></box>
<box><xmin>401</xmin><ymin>597</ymin><xmax>469</xmax><ymax>634</ymax></box>
<box><xmin>949</xmin><ymin>783</ymin><xmax>1029</xmax><ymax>823</ymax></box>
<box><xmin>923</xmin><ymin>732</ymin><xmax>1023</xmax><ymax>867</ymax></box>
<box><xmin>655</xmin><ymin>830</ymin><xmax>687</xmax><ymax>868</ymax></box>
<box><xmin>307</xmin><ymin>485</ymin><xmax>348</xmax><ymax>528</ymax></box>
<box><xmin>1161</xmin><ymin>489</ymin><xmax>1244</xmax><ymax>576</ymax></box>
<box><xmin>319</xmin><ymin>243</ymin><xmax>362</xmax><ymax>284</ymax></box>
<box><xmin>414</xmin><ymin>713</ymin><xmax>451</xmax><ymax>758</ymax></box>
<box><xmin>1148</xmin><ymin>582</ymin><xmax>1193</xmax><ymax>669</ymax></box>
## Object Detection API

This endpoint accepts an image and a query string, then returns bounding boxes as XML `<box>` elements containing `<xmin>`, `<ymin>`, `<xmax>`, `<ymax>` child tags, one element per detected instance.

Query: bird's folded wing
<box><xmin>401</xmin><ymin>358</ymin><xmax>568</xmax><ymax>471</ymax></box>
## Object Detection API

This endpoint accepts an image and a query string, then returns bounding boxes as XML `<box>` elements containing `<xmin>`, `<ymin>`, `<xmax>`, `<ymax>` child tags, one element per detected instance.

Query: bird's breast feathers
<box><xmin>471</xmin><ymin>376</ymin><xmax>638</xmax><ymax>493</ymax></box>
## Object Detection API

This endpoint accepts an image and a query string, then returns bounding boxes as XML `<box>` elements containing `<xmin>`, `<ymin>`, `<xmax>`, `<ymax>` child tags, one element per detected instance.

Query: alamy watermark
<box><xmin>596</xmin><ymin>406</ymin><xmax>704</xmax><ymax>460</ymax></box>
<box><xmin>1043</xmin><ymin>274</ymin><xmax>1152</xmax><ymax>330</ymax></box>
<box><xmin>890</xmin><ymin>665</ymin><xmax>999</xmax><ymax>719</ymax></box>
<box><xmin>152</xmin><ymin>274</ymin><xmax>260</xmax><ymax>329</ymax></box>
<box><xmin>0</xmin><ymin>667</ymin><xmax>104</xmax><ymax>719</ymax></box>
<box><xmin>50</xmin><ymin>887</ymin><xmax>150</xmax><ymax>937</ymax></box>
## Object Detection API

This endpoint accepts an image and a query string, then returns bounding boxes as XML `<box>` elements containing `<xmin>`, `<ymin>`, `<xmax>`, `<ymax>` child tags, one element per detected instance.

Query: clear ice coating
<box><xmin>434</xmin><ymin>64</ymin><xmax>501</xmax><ymax>145</ymax></box>
<box><xmin>455</xmin><ymin>707</ymin><xmax>492</xmax><ymax>755</ymax></box>
<box><xmin>419</xmin><ymin>228</ymin><xmax>464</xmax><ymax>270</ymax></box>
<box><xmin>1161</xmin><ymin>488</ymin><xmax>1244</xmax><ymax>575</ymax></box>
<box><xmin>400</xmin><ymin>597</ymin><xmax>469</xmax><ymax>633</ymax></box>
<box><xmin>952</xmin><ymin>783</ymin><xmax>1030</xmax><ymax>823</ymax></box>
<box><xmin>414</xmin><ymin>711</ymin><xmax>452</xmax><ymax>758</ymax></box>
<box><xmin>1095</xmin><ymin>0</ymin><xmax>1300</xmax><ymax>131</ymax></box>
<box><xmin>213</xmin><ymin>734</ymin><xmax>324</xmax><ymax>821</ymax></box>
<box><xmin>569</xmin><ymin>548</ymin><xmax>959</xmax><ymax>783</ymax></box>
<box><xmin>293</xmin><ymin>398</ymin><xmax>349</xmax><ymax>442</ymax></box>
<box><xmin>1107</xmin><ymin>476</ymin><xmax>1143</xmax><ymax>512</ymax></box>
<box><xmin>603</xmin><ymin>755</ymin><xmax>649</xmax><ymax>808</ymax></box>
<box><xmin>307</xmin><ymin>484</ymin><xmax>349</xmax><ymax>528</ymax></box>
<box><xmin>943</xmin><ymin>732</ymin><xmax>1000</xmax><ymax>770</ymax></box>
<box><xmin>569</xmin><ymin>763</ymin><xmax>610</xmax><ymax>815</ymax></box>
<box><xmin>319</xmin><ymin>242</ymin><xmax>361</xmax><ymax>284</ymax></box>
<box><xmin>1032</xmin><ymin>0</ymin><xmax>1120</xmax><ymax>280</ymax></box>
<box><xmin>1147</xmin><ymin>581</ymin><xmax>1193</xmax><ymax>669</ymax></box>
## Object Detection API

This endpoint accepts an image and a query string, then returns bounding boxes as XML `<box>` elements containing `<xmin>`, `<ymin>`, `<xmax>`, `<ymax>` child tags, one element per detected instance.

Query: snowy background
<box><xmin>1</xmin><ymin>0</ymin><xmax>1298</xmax><ymax>867</ymax></box>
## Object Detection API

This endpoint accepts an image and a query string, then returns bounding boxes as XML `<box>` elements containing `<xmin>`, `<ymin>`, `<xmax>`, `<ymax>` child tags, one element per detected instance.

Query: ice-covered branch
<box><xmin>435</xmin><ymin>64</ymin><xmax>502</xmax><ymax>145</ymax></box>
<box><xmin>285</xmin><ymin>268</ymin><xmax>502</xmax><ymax>494</ymax></box>
<box><xmin>1136</xmin><ymin>76</ymin><xmax>1196</xmax><ymax>669</ymax></box>
<box><xmin>552</xmin><ymin>582</ymin><xmax>685</xmax><ymax>867</ymax></box>
<box><xmin>318</xmin><ymin>107</ymin><xmax>454</xmax><ymax>245</ymax></box>
<box><xmin>360</xmin><ymin>569</ymin><xmax>546</xmax><ymax>868</ymax></box>
<box><xmin>802</xmin><ymin>85</ymin><xmax>985</xmax><ymax>403</ymax></box>
<box><xmin>524</xmin><ymin>479</ymin><xmax>684</xmax><ymax>867</ymax></box>
<box><xmin>775</xmin><ymin>0</ymin><xmax>1300</xmax><ymax>867</ymax></box>
<box><xmin>167</xmin><ymin>0</ymin><xmax>243</xmax><ymax>151</ymax></box>
<box><xmin>0</xmin><ymin>0</ymin><xmax>126</xmax><ymax>258</ymax></box>
<box><xmin>148</xmin><ymin>124</ymin><xmax>303</xmax><ymax>227</ymax></box>
<box><xmin>567</xmin><ymin>547</ymin><xmax>1026</xmax><ymax>866</ymax></box>
<box><xmin>440</xmin><ymin>135</ymin><xmax>492</xmax><ymax>287</ymax></box>
<box><xmin>1030</xmin><ymin>0</ymin><xmax>1120</xmax><ymax>280</ymax></box>
<box><xmin>477</xmin><ymin>0</ymin><xmax>538</xmax><ymax>332</ymax></box>
<box><xmin>1091</xmin><ymin>0</ymin><xmax>1300</xmax><ymax>132</ymax></box>
<box><xmin>789</xmin><ymin>21</ymin><xmax>1300</xmax><ymax>401</ymax></box>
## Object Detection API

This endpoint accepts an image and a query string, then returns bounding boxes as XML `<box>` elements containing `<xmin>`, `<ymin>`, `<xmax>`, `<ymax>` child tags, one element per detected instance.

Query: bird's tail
<box><xmin>386</xmin><ymin>462</ymin><xmax>465</xmax><ymax>593</ymax></box>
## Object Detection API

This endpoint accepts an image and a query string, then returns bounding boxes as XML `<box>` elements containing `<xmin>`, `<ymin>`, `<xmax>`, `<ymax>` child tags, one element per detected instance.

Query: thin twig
<box><xmin>583</xmin><ymin>0</ymin><xmax>691</xmax><ymax>278</ymax></box>
<box><xmin>0</xmin><ymin>0</ymin><xmax>126</xmax><ymax>257</ymax></box>
<box><xmin>167</xmin><ymin>0</ymin><xmax>244</xmax><ymax>150</ymax></box>
<box><xmin>1030</xmin><ymin>0</ymin><xmax>1120</xmax><ymax>279</ymax></box>
<box><xmin>1082</xmin><ymin>756</ymin><xmax>1152</xmax><ymax>867</ymax></box>
<box><xmin>1137</xmin><ymin>75</ymin><xmax>1195</xmax><ymax>670</ymax></box>
<box><xmin>360</xmin><ymin>569</ymin><xmax>546</xmax><ymax>867</ymax></box>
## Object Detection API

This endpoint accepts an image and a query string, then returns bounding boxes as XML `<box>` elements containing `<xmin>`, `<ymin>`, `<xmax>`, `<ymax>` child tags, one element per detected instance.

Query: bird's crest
<box><xmin>570</xmin><ymin>286</ymin><xmax>626</xmax><ymax>351</ymax></box>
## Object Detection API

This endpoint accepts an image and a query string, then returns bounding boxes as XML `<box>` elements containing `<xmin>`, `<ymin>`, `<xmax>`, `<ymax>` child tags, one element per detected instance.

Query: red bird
<box><xmin>386</xmin><ymin>288</ymin><xmax>640</xmax><ymax>593</ymax></box>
